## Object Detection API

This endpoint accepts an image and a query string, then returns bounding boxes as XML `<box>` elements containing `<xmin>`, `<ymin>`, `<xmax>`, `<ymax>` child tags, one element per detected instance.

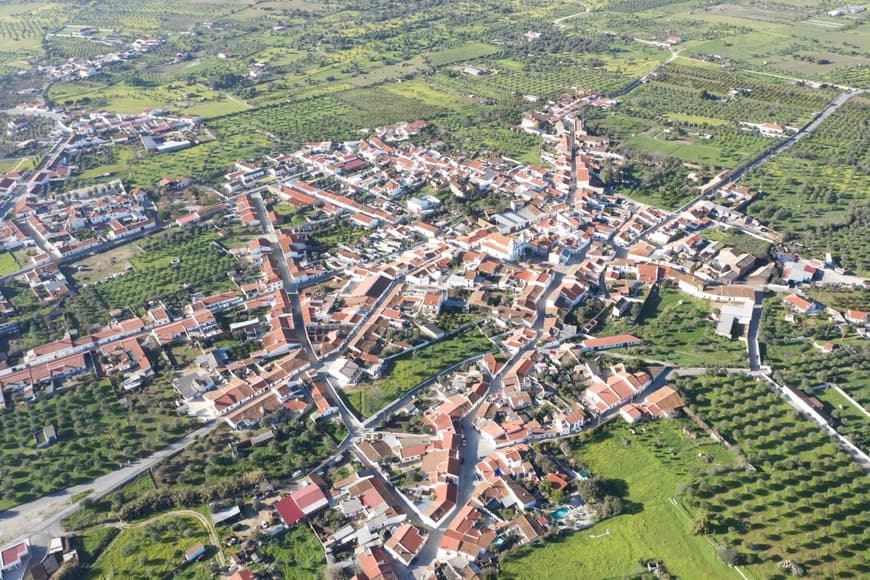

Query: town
<box><xmin>0</xmin><ymin>0</ymin><xmax>867</xmax><ymax>577</ymax></box>
<box><xmin>0</xmin><ymin>78</ymin><xmax>867</xmax><ymax>579</ymax></box>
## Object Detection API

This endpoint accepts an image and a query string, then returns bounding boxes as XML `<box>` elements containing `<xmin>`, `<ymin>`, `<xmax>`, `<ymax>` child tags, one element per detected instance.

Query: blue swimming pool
<box><xmin>551</xmin><ymin>507</ymin><xmax>570</xmax><ymax>520</ymax></box>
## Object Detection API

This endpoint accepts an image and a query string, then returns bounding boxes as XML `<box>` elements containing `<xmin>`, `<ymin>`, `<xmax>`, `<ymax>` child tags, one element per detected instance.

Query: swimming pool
<box><xmin>551</xmin><ymin>507</ymin><xmax>570</xmax><ymax>520</ymax></box>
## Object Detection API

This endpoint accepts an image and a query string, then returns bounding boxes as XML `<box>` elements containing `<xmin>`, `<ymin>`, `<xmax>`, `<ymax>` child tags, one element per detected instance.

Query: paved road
<box><xmin>553</xmin><ymin>2</ymin><xmax>590</xmax><ymax>27</ymax></box>
<box><xmin>746</xmin><ymin>291</ymin><xmax>764</xmax><ymax>372</ymax></box>
<box><xmin>250</xmin><ymin>191</ymin><xmax>363</xmax><ymax>437</ymax></box>
<box><xmin>0</xmin><ymin>423</ymin><xmax>216</xmax><ymax>546</ymax></box>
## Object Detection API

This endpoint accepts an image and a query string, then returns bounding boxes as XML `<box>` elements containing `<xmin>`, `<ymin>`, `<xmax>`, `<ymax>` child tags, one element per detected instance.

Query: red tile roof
<box><xmin>273</xmin><ymin>495</ymin><xmax>304</xmax><ymax>526</ymax></box>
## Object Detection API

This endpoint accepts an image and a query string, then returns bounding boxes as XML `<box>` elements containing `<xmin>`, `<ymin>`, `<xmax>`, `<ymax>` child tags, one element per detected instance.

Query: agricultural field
<box><xmin>741</xmin><ymin>97</ymin><xmax>870</xmax><ymax>276</ymax></box>
<box><xmin>0</xmin><ymin>1</ymin><xmax>66</xmax><ymax>55</ymax></box>
<box><xmin>63</xmin><ymin>0</ymin><xmax>249</xmax><ymax>36</ymax></box>
<box><xmin>765</xmin><ymin>340</ymin><xmax>869</xmax><ymax>447</ymax></box>
<box><xmin>152</xmin><ymin>419</ymin><xmax>345</xmax><ymax>490</ymax></box>
<box><xmin>813</xmin><ymin>386</ymin><xmax>868</xmax><ymax>448</ymax></box>
<box><xmin>64</xmin><ymin>227</ymin><xmax>239</xmax><ymax>325</ymax></box>
<box><xmin>674</xmin><ymin>373</ymin><xmax>869</xmax><ymax>578</ymax></box>
<box><xmin>345</xmin><ymin>327</ymin><xmax>493</xmax><ymax>417</ymax></box>
<box><xmin>581</xmin><ymin>61</ymin><xmax>839</xmax><ymax>199</ymax></box>
<box><xmin>562</xmin><ymin>0</ymin><xmax>870</xmax><ymax>88</ymax></box>
<box><xmin>126</xmin><ymin>132</ymin><xmax>272</xmax><ymax>190</ymax></box>
<box><xmin>0</xmin><ymin>0</ymin><xmax>673</xmax><ymax>180</ymax></box>
<box><xmin>804</xmin><ymin>287</ymin><xmax>870</xmax><ymax>313</ymax></box>
<box><xmin>0</xmin><ymin>369</ymin><xmax>191</xmax><ymax>508</ymax></box>
<box><xmin>759</xmin><ymin>293</ymin><xmax>869</xmax><ymax>446</ymax></box>
<box><xmin>208</xmin><ymin>88</ymin><xmax>449</xmax><ymax>150</ymax></box>
<box><xmin>574</xmin><ymin>59</ymin><xmax>849</xmax><ymax>208</ymax></box>
<box><xmin>600</xmin><ymin>285</ymin><xmax>748</xmax><ymax>368</ymax></box>
<box><xmin>501</xmin><ymin>419</ymin><xmax>740</xmax><ymax>579</ymax></box>
<box><xmin>766</xmin><ymin>337</ymin><xmax>869</xmax><ymax>407</ymax></box>
<box><xmin>14</xmin><ymin>0</ymin><xmax>857</xmax><ymax>194</ymax></box>
<box><xmin>48</xmin><ymin>130</ymin><xmax>271</xmax><ymax>191</ymax></box>
<box><xmin>46</xmin><ymin>79</ymin><xmax>249</xmax><ymax>118</ymax></box>
<box><xmin>633</xmin><ymin>63</ymin><xmax>835</xmax><ymax>127</ymax></box>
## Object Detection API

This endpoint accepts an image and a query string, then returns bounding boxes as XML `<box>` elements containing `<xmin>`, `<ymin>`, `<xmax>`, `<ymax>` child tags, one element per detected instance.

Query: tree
<box><xmin>717</xmin><ymin>544</ymin><xmax>742</xmax><ymax>567</ymax></box>
<box><xmin>691</xmin><ymin>513</ymin><xmax>712</xmax><ymax>535</ymax></box>
<box><xmin>596</xmin><ymin>495</ymin><xmax>623</xmax><ymax>519</ymax></box>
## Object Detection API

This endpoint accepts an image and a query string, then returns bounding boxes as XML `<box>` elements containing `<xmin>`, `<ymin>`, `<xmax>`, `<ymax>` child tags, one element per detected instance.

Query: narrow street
<box><xmin>249</xmin><ymin>191</ymin><xmax>363</xmax><ymax>436</ymax></box>
<box><xmin>745</xmin><ymin>291</ymin><xmax>764</xmax><ymax>372</ymax></box>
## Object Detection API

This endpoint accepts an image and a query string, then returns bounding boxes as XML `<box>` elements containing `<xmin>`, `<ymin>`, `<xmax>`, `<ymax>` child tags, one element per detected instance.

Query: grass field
<box><xmin>0</xmin><ymin>251</ymin><xmax>18</xmax><ymax>276</ymax></box>
<box><xmin>345</xmin><ymin>327</ymin><xmax>493</xmax><ymax>417</ymax></box>
<box><xmin>46</xmin><ymin>80</ymin><xmax>249</xmax><ymax>118</ymax></box>
<box><xmin>78</xmin><ymin>526</ymin><xmax>120</xmax><ymax>566</ymax></box>
<box><xmin>257</xmin><ymin>525</ymin><xmax>325</xmax><ymax>579</ymax></box>
<box><xmin>68</xmin><ymin>240</ymin><xmax>144</xmax><ymax>285</ymax></box>
<box><xmin>65</xmin><ymin>473</ymin><xmax>157</xmax><ymax>532</ymax></box>
<box><xmin>501</xmin><ymin>419</ymin><xmax>740</xmax><ymax>579</ymax></box>
<box><xmin>602</xmin><ymin>286</ymin><xmax>747</xmax><ymax>368</ymax></box>
<box><xmin>88</xmin><ymin>514</ymin><xmax>212</xmax><ymax>579</ymax></box>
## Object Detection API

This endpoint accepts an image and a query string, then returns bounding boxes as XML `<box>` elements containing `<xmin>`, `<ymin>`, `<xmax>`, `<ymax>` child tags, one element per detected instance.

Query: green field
<box><xmin>0</xmin><ymin>0</ymin><xmax>864</xmax><ymax>576</ymax></box>
<box><xmin>502</xmin><ymin>419</ymin><xmax>740</xmax><ymax>579</ymax></box>
<box><xmin>346</xmin><ymin>326</ymin><xmax>493</xmax><ymax>417</ymax></box>
<box><xmin>88</xmin><ymin>514</ymin><xmax>212</xmax><ymax>579</ymax></box>
<box><xmin>2</xmin><ymin>0</ymin><xmax>860</xmax><ymax>195</ymax></box>
<box><xmin>46</xmin><ymin>80</ymin><xmax>249</xmax><ymax>118</ymax></box>
<box><xmin>742</xmin><ymin>97</ymin><xmax>870</xmax><ymax>275</ymax></box>
<box><xmin>675</xmin><ymin>373</ymin><xmax>870</xmax><ymax>578</ymax></box>
<box><xmin>64</xmin><ymin>227</ymin><xmax>239</xmax><ymax>325</ymax></box>
<box><xmin>589</xmin><ymin>60</ymin><xmax>836</xmax><ymax>184</ymax></box>
<box><xmin>0</xmin><ymin>251</ymin><xmax>18</xmax><ymax>276</ymax></box>
<box><xmin>153</xmin><ymin>420</ymin><xmax>344</xmax><ymax>491</ymax></box>
<box><xmin>64</xmin><ymin>473</ymin><xmax>157</xmax><ymax>532</ymax></box>
<box><xmin>77</xmin><ymin>526</ymin><xmax>120</xmax><ymax>566</ymax></box>
<box><xmin>602</xmin><ymin>285</ymin><xmax>748</xmax><ymax>368</ymax></box>
<box><xmin>760</xmin><ymin>294</ymin><xmax>869</xmax><ymax>447</ymax></box>
<box><xmin>815</xmin><ymin>386</ymin><xmax>869</xmax><ymax>447</ymax></box>
<box><xmin>257</xmin><ymin>525</ymin><xmax>325</xmax><ymax>579</ymax></box>
<box><xmin>0</xmin><ymin>370</ymin><xmax>191</xmax><ymax>508</ymax></box>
